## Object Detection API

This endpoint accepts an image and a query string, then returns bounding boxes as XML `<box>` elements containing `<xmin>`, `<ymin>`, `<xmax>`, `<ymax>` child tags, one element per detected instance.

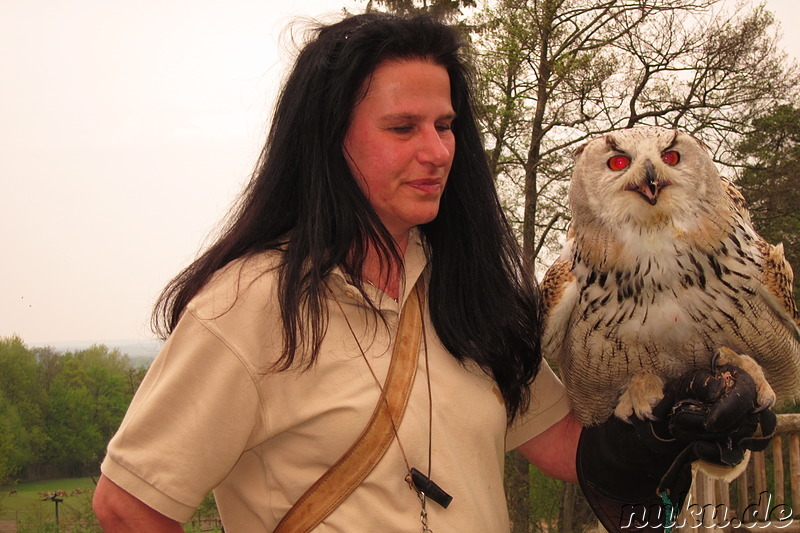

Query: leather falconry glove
<box><xmin>577</xmin><ymin>356</ymin><xmax>777</xmax><ymax>533</ymax></box>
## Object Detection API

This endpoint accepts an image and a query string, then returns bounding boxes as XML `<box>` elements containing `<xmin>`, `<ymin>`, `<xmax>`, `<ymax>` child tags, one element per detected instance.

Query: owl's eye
<box><xmin>661</xmin><ymin>151</ymin><xmax>680</xmax><ymax>166</ymax></box>
<box><xmin>608</xmin><ymin>155</ymin><xmax>631</xmax><ymax>171</ymax></box>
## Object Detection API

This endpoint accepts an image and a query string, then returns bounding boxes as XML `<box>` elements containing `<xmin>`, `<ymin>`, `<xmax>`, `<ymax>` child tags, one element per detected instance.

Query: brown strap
<box><xmin>274</xmin><ymin>281</ymin><xmax>424</xmax><ymax>532</ymax></box>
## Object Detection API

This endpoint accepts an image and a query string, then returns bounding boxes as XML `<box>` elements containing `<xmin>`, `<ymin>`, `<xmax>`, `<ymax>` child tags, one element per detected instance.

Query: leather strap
<box><xmin>274</xmin><ymin>280</ymin><xmax>424</xmax><ymax>532</ymax></box>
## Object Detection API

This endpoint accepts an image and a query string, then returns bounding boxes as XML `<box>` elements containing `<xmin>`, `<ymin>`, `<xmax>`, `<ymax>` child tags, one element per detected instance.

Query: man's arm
<box><xmin>515</xmin><ymin>410</ymin><xmax>581</xmax><ymax>483</ymax></box>
<box><xmin>93</xmin><ymin>474</ymin><xmax>185</xmax><ymax>533</ymax></box>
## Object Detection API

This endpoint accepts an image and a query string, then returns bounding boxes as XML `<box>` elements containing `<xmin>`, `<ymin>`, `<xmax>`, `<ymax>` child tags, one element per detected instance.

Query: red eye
<box><xmin>608</xmin><ymin>155</ymin><xmax>631</xmax><ymax>171</ymax></box>
<box><xmin>662</xmin><ymin>151</ymin><xmax>680</xmax><ymax>166</ymax></box>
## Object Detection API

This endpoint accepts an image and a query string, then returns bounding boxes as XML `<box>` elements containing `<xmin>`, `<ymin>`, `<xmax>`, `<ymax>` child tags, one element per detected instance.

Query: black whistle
<box><xmin>410</xmin><ymin>467</ymin><xmax>453</xmax><ymax>509</ymax></box>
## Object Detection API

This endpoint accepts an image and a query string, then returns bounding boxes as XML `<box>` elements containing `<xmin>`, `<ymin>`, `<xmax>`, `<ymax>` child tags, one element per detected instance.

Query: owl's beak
<box><xmin>626</xmin><ymin>160</ymin><xmax>670</xmax><ymax>206</ymax></box>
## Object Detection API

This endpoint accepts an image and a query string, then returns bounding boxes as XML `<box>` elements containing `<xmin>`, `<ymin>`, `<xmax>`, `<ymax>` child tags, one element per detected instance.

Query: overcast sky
<box><xmin>2</xmin><ymin>0</ymin><xmax>799</xmax><ymax>348</ymax></box>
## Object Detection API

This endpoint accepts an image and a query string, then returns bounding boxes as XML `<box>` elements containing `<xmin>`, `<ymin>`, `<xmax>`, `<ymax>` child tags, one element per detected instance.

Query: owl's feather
<box><xmin>543</xmin><ymin>126</ymin><xmax>800</xmax><ymax>426</ymax></box>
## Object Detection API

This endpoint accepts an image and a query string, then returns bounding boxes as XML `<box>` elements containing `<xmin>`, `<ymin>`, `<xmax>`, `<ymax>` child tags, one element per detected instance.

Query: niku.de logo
<box><xmin>620</xmin><ymin>491</ymin><xmax>793</xmax><ymax>529</ymax></box>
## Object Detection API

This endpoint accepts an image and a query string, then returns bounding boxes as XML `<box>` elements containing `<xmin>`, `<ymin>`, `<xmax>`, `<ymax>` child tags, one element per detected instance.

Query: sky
<box><xmin>2</xmin><ymin>0</ymin><xmax>799</xmax><ymax>350</ymax></box>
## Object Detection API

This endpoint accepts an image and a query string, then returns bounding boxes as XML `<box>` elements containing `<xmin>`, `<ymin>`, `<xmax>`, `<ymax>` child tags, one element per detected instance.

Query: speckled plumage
<box><xmin>542</xmin><ymin>126</ymin><xmax>800</xmax><ymax>426</ymax></box>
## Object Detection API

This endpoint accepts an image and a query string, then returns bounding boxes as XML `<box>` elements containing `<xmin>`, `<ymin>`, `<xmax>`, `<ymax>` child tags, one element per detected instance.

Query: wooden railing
<box><xmin>677</xmin><ymin>413</ymin><xmax>800</xmax><ymax>531</ymax></box>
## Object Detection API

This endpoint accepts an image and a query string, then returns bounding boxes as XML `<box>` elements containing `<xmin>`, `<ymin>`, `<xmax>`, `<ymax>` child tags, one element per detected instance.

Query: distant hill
<box><xmin>31</xmin><ymin>339</ymin><xmax>163</xmax><ymax>363</ymax></box>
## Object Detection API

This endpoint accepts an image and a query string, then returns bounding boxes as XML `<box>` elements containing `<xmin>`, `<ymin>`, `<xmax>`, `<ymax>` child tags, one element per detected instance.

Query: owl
<box><xmin>542</xmin><ymin>126</ymin><xmax>800</xmax><ymax>426</ymax></box>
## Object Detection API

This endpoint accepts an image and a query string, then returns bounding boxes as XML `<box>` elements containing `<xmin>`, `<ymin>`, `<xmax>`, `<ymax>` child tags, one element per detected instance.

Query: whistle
<box><xmin>409</xmin><ymin>467</ymin><xmax>453</xmax><ymax>509</ymax></box>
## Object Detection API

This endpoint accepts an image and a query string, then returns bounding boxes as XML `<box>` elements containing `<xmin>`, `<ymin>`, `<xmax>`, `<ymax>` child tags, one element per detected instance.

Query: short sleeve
<box><xmin>505</xmin><ymin>359</ymin><xmax>571</xmax><ymax>451</ymax></box>
<box><xmin>100</xmin><ymin>312</ymin><xmax>266</xmax><ymax>522</ymax></box>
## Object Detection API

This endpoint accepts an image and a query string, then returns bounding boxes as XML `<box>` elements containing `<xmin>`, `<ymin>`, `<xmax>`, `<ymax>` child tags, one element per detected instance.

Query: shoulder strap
<box><xmin>274</xmin><ymin>280</ymin><xmax>424</xmax><ymax>532</ymax></box>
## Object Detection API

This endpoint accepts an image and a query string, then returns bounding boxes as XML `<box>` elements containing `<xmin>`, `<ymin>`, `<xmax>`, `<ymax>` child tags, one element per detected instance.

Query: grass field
<box><xmin>0</xmin><ymin>477</ymin><xmax>97</xmax><ymax>523</ymax></box>
<box><xmin>0</xmin><ymin>478</ymin><xmax>221</xmax><ymax>532</ymax></box>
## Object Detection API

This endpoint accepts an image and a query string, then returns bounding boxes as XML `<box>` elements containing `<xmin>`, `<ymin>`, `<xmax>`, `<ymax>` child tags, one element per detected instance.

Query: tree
<box><xmin>72</xmin><ymin>345</ymin><xmax>137</xmax><ymax>440</ymax></box>
<box><xmin>734</xmin><ymin>103</ymin><xmax>800</xmax><ymax>307</ymax></box>
<box><xmin>469</xmin><ymin>4</ymin><xmax>797</xmax><ymax>528</ymax></box>
<box><xmin>0</xmin><ymin>337</ymin><xmax>147</xmax><ymax>479</ymax></box>
<box><xmin>0</xmin><ymin>389</ymin><xmax>30</xmax><ymax>484</ymax></box>
<box><xmin>0</xmin><ymin>336</ymin><xmax>47</xmax><ymax>469</ymax></box>
<box><xmin>472</xmin><ymin>0</ymin><xmax>797</xmax><ymax>274</ymax></box>
<box><xmin>363</xmin><ymin>0</ymin><xmax>474</xmax><ymax>20</ymax></box>
<box><xmin>40</xmin><ymin>345</ymin><xmax>138</xmax><ymax>477</ymax></box>
<box><xmin>0</xmin><ymin>336</ymin><xmax>44</xmax><ymax>420</ymax></box>
<box><xmin>43</xmin><ymin>377</ymin><xmax>104</xmax><ymax>476</ymax></box>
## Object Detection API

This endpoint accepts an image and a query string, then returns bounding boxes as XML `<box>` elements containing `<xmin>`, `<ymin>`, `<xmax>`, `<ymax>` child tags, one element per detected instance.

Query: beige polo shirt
<box><xmin>101</xmin><ymin>231</ymin><xmax>570</xmax><ymax>532</ymax></box>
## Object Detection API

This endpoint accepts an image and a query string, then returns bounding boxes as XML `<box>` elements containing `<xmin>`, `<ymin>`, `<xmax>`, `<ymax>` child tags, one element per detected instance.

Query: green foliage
<box><xmin>0</xmin><ymin>336</ymin><xmax>148</xmax><ymax>480</ymax></box>
<box><xmin>183</xmin><ymin>492</ymin><xmax>223</xmax><ymax>532</ymax></box>
<box><xmin>0</xmin><ymin>390</ymin><xmax>31</xmax><ymax>484</ymax></box>
<box><xmin>527</xmin><ymin>467</ymin><xmax>563</xmax><ymax>531</ymax></box>
<box><xmin>0</xmin><ymin>337</ymin><xmax>45</xmax><ymax>432</ymax></box>
<box><xmin>194</xmin><ymin>492</ymin><xmax>219</xmax><ymax>518</ymax></box>
<box><xmin>735</xmin><ymin>103</ymin><xmax>800</xmax><ymax>307</ymax></box>
<box><xmin>44</xmin><ymin>384</ymin><xmax>104</xmax><ymax>475</ymax></box>
<box><xmin>0</xmin><ymin>337</ymin><xmax>44</xmax><ymax>484</ymax></box>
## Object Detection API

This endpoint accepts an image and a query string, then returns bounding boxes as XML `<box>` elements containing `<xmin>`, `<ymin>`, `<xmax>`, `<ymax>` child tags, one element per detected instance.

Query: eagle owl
<box><xmin>542</xmin><ymin>126</ymin><xmax>800</xmax><ymax>426</ymax></box>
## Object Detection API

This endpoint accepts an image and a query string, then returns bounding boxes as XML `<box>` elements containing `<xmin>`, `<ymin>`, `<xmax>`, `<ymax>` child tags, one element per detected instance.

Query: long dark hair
<box><xmin>152</xmin><ymin>12</ymin><xmax>541</xmax><ymax>422</ymax></box>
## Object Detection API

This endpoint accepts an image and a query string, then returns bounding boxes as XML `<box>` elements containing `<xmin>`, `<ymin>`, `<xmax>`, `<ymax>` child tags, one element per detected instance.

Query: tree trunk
<box><xmin>505</xmin><ymin>450</ymin><xmax>531</xmax><ymax>533</ymax></box>
<box><xmin>559</xmin><ymin>481</ymin><xmax>577</xmax><ymax>533</ymax></box>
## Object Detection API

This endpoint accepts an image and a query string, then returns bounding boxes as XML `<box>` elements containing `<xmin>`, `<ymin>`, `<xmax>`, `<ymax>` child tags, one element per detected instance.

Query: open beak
<box><xmin>625</xmin><ymin>160</ymin><xmax>670</xmax><ymax>206</ymax></box>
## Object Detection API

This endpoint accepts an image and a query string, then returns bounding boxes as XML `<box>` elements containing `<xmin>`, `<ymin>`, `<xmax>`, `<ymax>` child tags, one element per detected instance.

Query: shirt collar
<box><xmin>329</xmin><ymin>227</ymin><xmax>428</xmax><ymax>311</ymax></box>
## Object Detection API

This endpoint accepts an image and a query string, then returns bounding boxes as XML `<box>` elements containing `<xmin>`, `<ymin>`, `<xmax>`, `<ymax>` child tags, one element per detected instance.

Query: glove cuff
<box><xmin>577</xmin><ymin>420</ymin><xmax>691</xmax><ymax>532</ymax></box>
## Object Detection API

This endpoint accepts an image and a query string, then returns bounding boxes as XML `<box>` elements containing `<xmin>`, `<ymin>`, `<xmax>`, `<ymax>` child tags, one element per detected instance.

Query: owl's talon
<box><xmin>613</xmin><ymin>395</ymin><xmax>634</xmax><ymax>422</ymax></box>
<box><xmin>752</xmin><ymin>396</ymin><xmax>774</xmax><ymax>413</ymax></box>
<box><xmin>714</xmin><ymin>347</ymin><xmax>776</xmax><ymax>412</ymax></box>
<box><xmin>615</xmin><ymin>373</ymin><xmax>665</xmax><ymax>422</ymax></box>
<box><xmin>642</xmin><ymin>411</ymin><xmax>663</xmax><ymax>422</ymax></box>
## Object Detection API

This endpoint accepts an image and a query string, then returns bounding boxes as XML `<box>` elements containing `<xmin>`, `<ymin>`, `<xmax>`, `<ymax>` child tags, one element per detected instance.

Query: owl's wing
<box><xmin>541</xmin><ymin>255</ymin><xmax>574</xmax><ymax>315</ymax></box>
<box><xmin>540</xmin><ymin>247</ymin><xmax>579</xmax><ymax>366</ymax></box>
<box><xmin>756</xmin><ymin>240</ymin><xmax>800</xmax><ymax>332</ymax></box>
<box><xmin>722</xmin><ymin>176</ymin><xmax>800</xmax><ymax>334</ymax></box>
<box><xmin>721</xmin><ymin>175</ymin><xmax>750</xmax><ymax>220</ymax></box>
